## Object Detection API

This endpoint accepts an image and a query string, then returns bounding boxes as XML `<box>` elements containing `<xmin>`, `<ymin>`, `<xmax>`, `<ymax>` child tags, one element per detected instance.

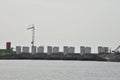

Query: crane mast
<box><xmin>27</xmin><ymin>24</ymin><xmax>35</xmax><ymax>46</ymax></box>
<box><xmin>112</xmin><ymin>45</ymin><xmax>120</xmax><ymax>53</ymax></box>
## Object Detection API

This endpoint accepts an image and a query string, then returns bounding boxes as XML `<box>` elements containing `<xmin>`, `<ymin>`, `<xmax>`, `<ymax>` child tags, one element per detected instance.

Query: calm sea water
<box><xmin>0</xmin><ymin>60</ymin><xmax>120</xmax><ymax>80</ymax></box>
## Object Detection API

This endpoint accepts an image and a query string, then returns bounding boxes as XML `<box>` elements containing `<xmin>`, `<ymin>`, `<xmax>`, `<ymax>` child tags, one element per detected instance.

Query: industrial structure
<box><xmin>22</xmin><ymin>47</ymin><xmax>29</xmax><ymax>53</ymax></box>
<box><xmin>37</xmin><ymin>46</ymin><xmax>44</xmax><ymax>53</ymax></box>
<box><xmin>16</xmin><ymin>46</ymin><xmax>21</xmax><ymax>54</ymax></box>
<box><xmin>98</xmin><ymin>46</ymin><xmax>109</xmax><ymax>53</ymax></box>
<box><xmin>0</xmin><ymin>42</ymin><xmax>120</xmax><ymax>62</ymax></box>
<box><xmin>63</xmin><ymin>46</ymin><xmax>69</xmax><ymax>55</ymax></box>
<box><xmin>112</xmin><ymin>45</ymin><xmax>120</xmax><ymax>53</ymax></box>
<box><xmin>1</xmin><ymin>42</ymin><xmax>120</xmax><ymax>55</ymax></box>
<box><xmin>53</xmin><ymin>47</ymin><xmax>59</xmax><ymax>53</ymax></box>
<box><xmin>0</xmin><ymin>42</ymin><xmax>13</xmax><ymax>55</ymax></box>
<box><xmin>0</xmin><ymin>26</ymin><xmax>119</xmax><ymax>61</ymax></box>
<box><xmin>27</xmin><ymin>24</ymin><xmax>35</xmax><ymax>47</ymax></box>
<box><xmin>47</xmin><ymin>46</ymin><xmax>53</xmax><ymax>55</ymax></box>
<box><xmin>80</xmin><ymin>46</ymin><xmax>91</xmax><ymax>55</ymax></box>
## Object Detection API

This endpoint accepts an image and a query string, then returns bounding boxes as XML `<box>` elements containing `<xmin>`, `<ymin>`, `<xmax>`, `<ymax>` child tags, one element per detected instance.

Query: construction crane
<box><xmin>27</xmin><ymin>24</ymin><xmax>35</xmax><ymax>46</ymax></box>
<box><xmin>112</xmin><ymin>45</ymin><xmax>120</xmax><ymax>53</ymax></box>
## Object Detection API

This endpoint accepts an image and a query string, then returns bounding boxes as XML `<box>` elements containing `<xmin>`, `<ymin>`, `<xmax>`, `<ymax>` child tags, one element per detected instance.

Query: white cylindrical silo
<box><xmin>104</xmin><ymin>47</ymin><xmax>109</xmax><ymax>53</ymax></box>
<box><xmin>98</xmin><ymin>46</ymin><xmax>107</xmax><ymax>53</ymax></box>
<box><xmin>80</xmin><ymin>46</ymin><xmax>85</xmax><ymax>54</ymax></box>
<box><xmin>31</xmin><ymin>46</ymin><xmax>36</xmax><ymax>54</ymax></box>
<box><xmin>47</xmin><ymin>46</ymin><xmax>52</xmax><ymax>55</ymax></box>
<box><xmin>37</xmin><ymin>46</ymin><xmax>44</xmax><ymax>53</ymax></box>
<box><xmin>22</xmin><ymin>46</ymin><xmax>29</xmax><ymax>53</ymax></box>
<box><xmin>88</xmin><ymin>47</ymin><xmax>91</xmax><ymax>53</ymax></box>
<box><xmin>85</xmin><ymin>47</ymin><xmax>91</xmax><ymax>54</ymax></box>
<box><xmin>98</xmin><ymin>46</ymin><xmax>102</xmax><ymax>53</ymax></box>
<box><xmin>68</xmin><ymin>47</ymin><xmax>75</xmax><ymax>53</ymax></box>
<box><xmin>101</xmin><ymin>47</ymin><xmax>105</xmax><ymax>53</ymax></box>
<box><xmin>53</xmin><ymin>47</ymin><xmax>59</xmax><ymax>53</ymax></box>
<box><xmin>16</xmin><ymin>46</ymin><xmax>21</xmax><ymax>54</ymax></box>
<box><xmin>63</xmin><ymin>46</ymin><xmax>69</xmax><ymax>55</ymax></box>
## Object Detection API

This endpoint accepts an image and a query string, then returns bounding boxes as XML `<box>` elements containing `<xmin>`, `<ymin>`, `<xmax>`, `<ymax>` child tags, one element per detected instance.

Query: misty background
<box><xmin>0</xmin><ymin>0</ymin><xmax>120</xmax><ymax>53</ymax></box>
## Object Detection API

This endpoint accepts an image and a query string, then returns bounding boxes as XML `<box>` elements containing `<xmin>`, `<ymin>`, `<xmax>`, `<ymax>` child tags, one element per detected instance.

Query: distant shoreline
<box><xmin>0</xmin><ymin>53</ymin><xmax>120</xmax><ymax>62</ymax></box>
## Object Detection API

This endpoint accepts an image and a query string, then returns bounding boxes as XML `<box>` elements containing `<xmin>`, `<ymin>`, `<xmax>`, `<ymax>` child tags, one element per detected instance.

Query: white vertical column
<box><xmin>22</xmin><ymin>47</ymin><xmax>29</xmax><ymax>53</ymax></box>
<box><xmin>98</xmin><ymin>46</ymin><xmax>102</xmax><ymax>53</ymax></box>
<box><xmin>47</xmin><ymin>46</ymin><xmax>52</xmax><ymax>55</ymax></box>
<box><xmin>37</xmin><ymin>46</ymin><xmax>44</xmax><ymax>53</ymax></box>
<box><xmin>16</xmin><ymin>46</ymin><xmax>21</xmax><ymax>54</ymax></box>
<box><xmin>68</xmin><ymin>47</ymin><xmax>75</xmax><ymax>53</ymax></box>
<box><xmin>80</xmin><ymin>46</ymin><xmax>85</xmax><ymax>55</ymax></box>
<box><xmin>63</xmin><ymin>46</ymin><xmax>69</xmax><ymax>55</ymax></box>
<box><xmin>31</xmin><ymin>46</ymin><xmax>36</xmax><ymax>54</ymax></box>
<box><xmin>53</xmin><ymin>47</ymin><xmax>59</xmax><ymax>53</ymax></box>
<box><xmin>85</xmin><ymin>47</ymin><xmax>91</xmax><ymax>54</ymax></box>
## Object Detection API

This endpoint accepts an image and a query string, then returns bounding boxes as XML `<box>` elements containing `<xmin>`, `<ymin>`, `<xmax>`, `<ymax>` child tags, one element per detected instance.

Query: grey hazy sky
<box><xmin>0</xmin><ymin>0</ymin><xmax>120</xmax><ymax>52</ymax></box>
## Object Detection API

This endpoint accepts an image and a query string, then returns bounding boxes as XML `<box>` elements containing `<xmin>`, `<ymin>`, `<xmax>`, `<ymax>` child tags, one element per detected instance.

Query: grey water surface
<box><xmin>0</xmin><ymin>60</ymin><xmax>120</xmax><ymax>80</ymax></box>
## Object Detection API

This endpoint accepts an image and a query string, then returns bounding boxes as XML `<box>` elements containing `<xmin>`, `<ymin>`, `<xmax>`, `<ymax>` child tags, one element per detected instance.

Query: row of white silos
<box><xmin>80</xmin><ymin>46</ymin><xmax>91</xmax><ymax>54</ymax></box>
<box><xmin>16</xmin><ymin>46</ymin><xmax>32</xmax><ymax>54</ymax></box>
<box><xmin>16</xmin><ymin>46</ymin><xmax>44</xmax><ymax>54</ymax></box>
<box><xmin>63</xmin><ymin>46</ymin><xmax>75</xmax><ymax>55</ymax></box>
<box><xmin>98</xmin><ymin>46</ymin><xmax>109</xmax><ymax>53</ymax></box>
<box><xmin>16</xmin><ymin>46</ymin><xmax>92</xmax><ymax>55</ymax></box>
<box><xmin>16</xmin><ymin>46</ymin><xmax>59</xmax><ymax>54</ymax></box>
<box><xmin>16</xmin><ymin>46</ymin><xmax>75</xmax><ymax>55</ymax></box>
<box><xmin>47</xmin><ymin>46</ymin><xmax>59</xmax><ymax>54</ymax></box>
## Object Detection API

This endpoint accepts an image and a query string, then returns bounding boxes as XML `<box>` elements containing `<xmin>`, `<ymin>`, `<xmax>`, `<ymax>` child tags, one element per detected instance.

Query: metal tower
<box><xmin>27</xmin><ymin>24</ymin><xmax>35</xmax><ymax>46</ymax></box>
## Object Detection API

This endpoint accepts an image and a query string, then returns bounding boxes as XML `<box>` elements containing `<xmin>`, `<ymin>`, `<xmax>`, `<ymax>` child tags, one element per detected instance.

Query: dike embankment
<box><xmin>98</xmin><ymin>53</ymin><xmax>120</xmax><ymax>62</ymax></box>
<box><xmin>0</xmin><ymin>53</ymin><xmax>120</xmax><ymax>62</ymax></box>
